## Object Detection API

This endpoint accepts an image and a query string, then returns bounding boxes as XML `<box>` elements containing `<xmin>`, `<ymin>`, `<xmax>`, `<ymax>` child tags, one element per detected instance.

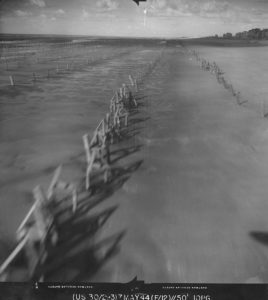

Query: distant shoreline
<box><xmin>180</xmin><ymin>38</ymin><xmax>268</xmax><ymax>47</ymax></box>
<box><xmin>1</xmin><ymin>33</ymin><xmax>268</xmax><ymax>47</ymax></box>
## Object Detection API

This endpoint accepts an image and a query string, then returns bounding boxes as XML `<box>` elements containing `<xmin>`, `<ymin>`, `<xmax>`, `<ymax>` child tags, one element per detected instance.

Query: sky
<box><xmin>0</xmin><ymin>0</ymin><xmax>268</xmax><ymax>38</ymax></box>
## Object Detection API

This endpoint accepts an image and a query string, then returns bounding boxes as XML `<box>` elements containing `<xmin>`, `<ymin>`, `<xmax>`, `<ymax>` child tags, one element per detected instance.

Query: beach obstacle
<box><xmin>83</xmin><ymin>134</ymin><xmax>110</xmax><ymax>190</ymax></box>
<box><xmin>129</xmin><ymin>75</ymin><xmax>135</xmax><ymax>86</ymax></box>
<box><xmin>0</xmin><ymin>62</ymin><xmax>145</xmax><ymax>280</ymax></box>
<box><xmin>0</xmin><ymin>185</ymin><xmax>58</xmax><ymax>280</ymax></box>
<box><xmin>47</xmin><ymin>165</ymin><xmax>78</xmax><ymax>213</ymax></box>
<box><xmin>81</xmin><ymin>75</ymin><xmax>142</xmax><ymax>191</ymax></box>
<box><xmin>188</xmin><ymin>48</ymin><xmax>244</xmax><ymax>107</ymax></box>
<box><xmin>134</xmin><ymin>79</ymin><xmax>138</xmax><ymax>92</ymax></box>
<box><xmin>0</xmin><ymin>234</ymin><xmax>29</xmax><ymax>281</ymax></box>
<box><xmin>9</xmin><ymin>75</ymin><xmax>15</xmax><ymax>86</ymax></box>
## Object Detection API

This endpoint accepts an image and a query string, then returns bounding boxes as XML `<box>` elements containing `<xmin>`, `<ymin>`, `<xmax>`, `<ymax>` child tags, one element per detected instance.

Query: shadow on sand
<box><xmin>37</xmin><ymin>101</ymin><xmax>147</xmax><ymax>281</ymax></box>
<box><xmin>0</xmin><ymin>83</ymin><xmax>149</xmax><ymax>281</ymax></box>
<box><xmin>250</xmin><ymin>231</ymin><xmax>268</xmax><ymax>246</ymax></box>
<box><xmin>36</xmin><ymin>205</ymin><xmax>126</xmax><ymax>281</ymax></box>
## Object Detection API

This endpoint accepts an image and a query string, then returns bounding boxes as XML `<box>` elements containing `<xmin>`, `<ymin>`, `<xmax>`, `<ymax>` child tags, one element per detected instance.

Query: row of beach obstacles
<box><xmin>0</xmin><ymin>74</ymin><xmax>140</xmax><ymax>282</ymax></box>
<box><xmin>0</xmin><ymin>168</ymin><xmax>77</xmax><ymax>281</ymax></box>
<box><xmin>3</xmin><ymin>49</ymin><xmax>131</xmax><ymax>86</ymax></box>
<box><xmin>1</xmin><ymin>42</ymin><xmax>117</xmax><ymax>67</ymax></box>
<box><xmin>0</xmin><ymin>50</ymin><xmax>163</xmax><ymax>281</ymax></box>
<box><xmin>187</xmin><ymin>49</ymin><xmax>244</xmax><ymax>106</ymax></box>
<box><xmin>83</xmin><ymin>78</ymin><xmax>138</xmax><ymax>191</ymax></box>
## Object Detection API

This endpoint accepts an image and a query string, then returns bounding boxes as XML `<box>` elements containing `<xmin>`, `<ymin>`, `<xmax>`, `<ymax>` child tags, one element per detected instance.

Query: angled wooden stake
<box><xmin>16</xmin><ymin>202</ymin><xmax>38</xmax><ymax>239</ymax></box>
<box><xmin>134</xmin><ymin>79</ymin><xmax>138</xmax><ymax>92</ymax></box>
<box><xmin>129</xmin><ymin>75</ymin><xmax>134</xmax><ymax>86</ymax></box>
<box><xmin>9</xmin><ymin>75</ymin><xmax>15</xmax><ymax>86</ymax></box>
<box><xmin>83</xmin><ymin>134</ymin><xmax>91</xmax><ymax>164</ymax></box>
<box><xmin>47</xmin><ymin>165</ymin><xmax>62</xmax><ymax>200</ymax></box>
<box><xmin>0</xmin><ymin>234</ymin><xmax>29</xmax><ymax>277</ymax></box>
<box><xmin>72</xmin><ymin>189</ymin><xmax>77</xmax><ymax>213</ymax></box>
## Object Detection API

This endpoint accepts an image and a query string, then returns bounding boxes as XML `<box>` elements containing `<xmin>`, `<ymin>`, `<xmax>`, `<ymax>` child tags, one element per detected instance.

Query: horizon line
<box><xmin>0</xmin><ymin>32</ymin><xmax>198</xmax><ymax>40</ymax></box>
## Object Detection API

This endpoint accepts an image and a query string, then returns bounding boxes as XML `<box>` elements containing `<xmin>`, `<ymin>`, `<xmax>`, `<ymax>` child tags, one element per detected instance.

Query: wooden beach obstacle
<box><xmin>81</xmin><ymin>76</ymin><xmax>141</xmax><ymax>191</ymax></box>
<box><xmin>83</xmin><ymin>133</ymin><xmax>111</xmax><ymax>190</ymax></box>
<box><xmin>129</xmin><ymin>75</ymin><xmax>135</xmax><ymax>86</ymax></box>
<box><xmin>9</xmin><ymin>75</ymin><xmax>15</xmax><ymax>86</ymax></box>
<box><xmin>47</xmin><ymin>165</ymin><xmax>78</xmax><ymax>214</ymax></box>
<box><xmin>0</xmin><ymin>68</ymin><xmax>144</xmax><ymax>281</ymax></box>
<box><xmin>0</xmin><ymin>234</ymin><xmax>29</xmax><ymax>281</ymax></box>
<box><xmin>0</xmin><ymin>185</ymin><xmax>58</xmax><ymax>280</ymax></box>
<box><xmin>84</xmin><ymin>120</ymin><xmax>112</xmax><ymax>188</ymax></box>
<box><xmin>188</xmin><ymin>48</ymin><xmax>245</xmax><ymax>107</ymax></box>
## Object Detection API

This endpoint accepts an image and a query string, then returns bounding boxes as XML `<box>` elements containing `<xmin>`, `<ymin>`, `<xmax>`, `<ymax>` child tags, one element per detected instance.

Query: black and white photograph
<box><xmin>0</xmin><ymin>0</ymin><xmax>268</xmax><ymax>298</ymax></box>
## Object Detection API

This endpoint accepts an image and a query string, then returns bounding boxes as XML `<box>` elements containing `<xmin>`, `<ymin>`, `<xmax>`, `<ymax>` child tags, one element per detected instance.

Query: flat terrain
<box><xmin>1</xmin><ymin>40</ymin><xmax>268</xmax><ymax>283</ymax></box>
<box><xmin>91</xmin><ymin>48</ymin><xmax>268</xmax><ymax>283</ymax></box>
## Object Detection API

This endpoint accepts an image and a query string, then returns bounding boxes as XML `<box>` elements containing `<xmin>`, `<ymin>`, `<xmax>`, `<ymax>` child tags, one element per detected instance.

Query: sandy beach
<box><xmin>89</xmin><ymin>47</ymin><xmax>268</xmax><ymax>283</ymax></box>
<box><xmin>1</xmin><ymin>39</ymin><xmax>268</xmax><ymax>283</ymax></box>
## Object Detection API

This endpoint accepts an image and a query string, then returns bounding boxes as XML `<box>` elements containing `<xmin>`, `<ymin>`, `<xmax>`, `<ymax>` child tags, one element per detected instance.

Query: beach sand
<box><xmin>88</xmin><ymin>48</ymin><xmax>268</xmax><ymax>283</ymax></box>
<box><xmin>1</xmin><ymin>43</ymin><xmax>268</xmax><ymax>283</ymax></box>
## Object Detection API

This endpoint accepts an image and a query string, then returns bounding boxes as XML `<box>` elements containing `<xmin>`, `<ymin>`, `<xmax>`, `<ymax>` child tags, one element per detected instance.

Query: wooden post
<box><xmin>33</xmin><ymin>186</ymin><xmax>58</xmax><ymax>246</ymax></box>
<box><xmin>72</xmin><ymin>189</ymin><xmax>77</xmax><ymax>213</ymax></box>
<box><xmin>32</xmin><ymin>200</ymin><xmax>47</xmax><ymax>242</ymax></box>
<box><xmin>83</xmin><ymin>134</ymin><xmax>91</xmax><ymax>164</ymax></box>
<box><xmin>124</xmin><ymin>113</ymin><xmax>128</xmax><ymax>126</ymax></box>
<box><xmin>9</xmin><ymin>75</ymin><xmax>15</xmax><ymax>86</ymax></box>
<box><xmin>16</xmin><ymin>202</ymin><xmax>38</xmax><ymax>241</ymax></box>
<box><xmin>129</xmin><ymin>75</ymin><xmax>134</xmax><ymax>86</ymax></box>
<box><xmin>101</xmin><ymin>120</ymin><xmax>105</xmax><ymax>137</ymax></box>
<box><xmin>47</xmin><ymin>166</ymin><xmax>62</xmax><ymax>200</ymax></box>
<box><xmin>110</xmin><ymin>100</ymin><xmax>114</xmax><ymax>113</ymax></box>
<box><xmin>105</xmin><ymin>113</ymin><xmax>110</xmax><ymax>133</ymax></box>
<box><xmin>132</xmin><ymin>96</ymin><xmax>137</xmax><ymax>107</ymax></box>
<box><xmin>0</xmin><ymin>234</ymin><xmax>29</xmax><ymax>277</ymax></box>
<box><xmin>33</xmin><ymin>186</ymin><xmax>47</xmax><ymax>205</ymax></box>
<box><xmin>90</xmin><ymin>130</ymin><xmax>99</xmax><ymax>147</ymax></box>
<box><xmin>134</xmin><ymin>79</ymin><xmax>138</xmax><ymax>92</ymax></box>
<box><xmin>119</xmin><ymin>88</ymin><xmax>123</xmax><ymax>99</ymax></box>
<box><xmin>122</xmin><ymin>83</ymin><xmax>127</xmax><ymax>98</ymax></box>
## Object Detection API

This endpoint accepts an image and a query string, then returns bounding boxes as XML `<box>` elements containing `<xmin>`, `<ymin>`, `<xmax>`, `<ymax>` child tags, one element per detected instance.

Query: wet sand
<box><xmin>90</xmin><ymin>49</ymin><xmax>268</xmax><ymax>283</ymax></box>
<box><xmin>1</xmin><ymin>43</ymin><xmax>268</xmax><ymax>283</ymax></box>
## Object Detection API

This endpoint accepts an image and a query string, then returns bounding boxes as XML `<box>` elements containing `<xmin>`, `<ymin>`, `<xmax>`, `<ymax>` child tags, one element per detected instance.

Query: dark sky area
<box><xmin>0</xmin><ymin>0</ymin><xmax>267</xmax><ymax>37</ymax></box>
